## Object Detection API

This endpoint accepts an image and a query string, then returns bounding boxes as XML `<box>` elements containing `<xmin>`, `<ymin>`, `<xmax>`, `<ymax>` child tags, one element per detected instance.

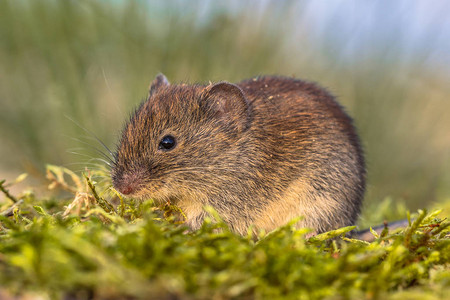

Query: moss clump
<box><xmin>0</xmin><ymin>166</ymin><xmax>449</xmax><ymax>299</ymax></box>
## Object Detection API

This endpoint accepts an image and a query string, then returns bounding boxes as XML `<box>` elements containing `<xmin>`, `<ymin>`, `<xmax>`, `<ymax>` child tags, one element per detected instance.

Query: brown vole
<box><xmin>111</xmin><ymin>74</ymin><xmax>366</xmax><ymax>236</ymax></box>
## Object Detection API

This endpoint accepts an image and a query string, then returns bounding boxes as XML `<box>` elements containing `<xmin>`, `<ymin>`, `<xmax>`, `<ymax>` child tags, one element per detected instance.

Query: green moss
<box><xmin>0</xmin><ymin>167</ymin><xmax>449</xmax><ymax>299</ymax></box>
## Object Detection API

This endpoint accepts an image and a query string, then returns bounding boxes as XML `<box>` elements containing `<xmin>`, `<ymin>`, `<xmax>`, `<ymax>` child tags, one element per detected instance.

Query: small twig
<box><xmin>0</xmin><ymin>180</ymin><xmax>18</xmax><ymax>203</ymax></box>
<box><xmin>46</xmin><ymin>169</ymin><xmax>78</xmax><ymax>194</ymax></box>
<box><xmin>1</xmin><ymin>199</ymin><xmax>24</xmax><ymax>217</ymax></box>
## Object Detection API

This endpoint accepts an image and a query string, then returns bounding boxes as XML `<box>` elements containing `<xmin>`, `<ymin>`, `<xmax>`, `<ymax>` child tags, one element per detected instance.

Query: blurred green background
<box><xmin>1</xmin><ymin>0</ymin><xmax>449</xmax><ymax>220</ymax></box>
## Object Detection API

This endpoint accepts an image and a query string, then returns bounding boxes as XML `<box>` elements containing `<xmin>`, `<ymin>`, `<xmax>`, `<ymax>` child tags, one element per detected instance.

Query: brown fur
<box><xmin>111</xmin><ymin>74</ymin><xmax>366</xmax><ymax>235</ymax></box>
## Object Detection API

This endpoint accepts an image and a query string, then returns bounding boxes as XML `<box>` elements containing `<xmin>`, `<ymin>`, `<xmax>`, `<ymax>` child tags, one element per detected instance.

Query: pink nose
<box><xmin>113</xmin><ymin>172</ymin><xmax>143</xmax><ymax>196</ymax></box>
<box><xmin>120</xmin><ymin>185</ymin><xmax>134</xmax><ymax>195</ymax></box>
<box><xmin>114</xmin><ymin>180</ymin><xmax>138</xmax><ymax>195</ymax></box>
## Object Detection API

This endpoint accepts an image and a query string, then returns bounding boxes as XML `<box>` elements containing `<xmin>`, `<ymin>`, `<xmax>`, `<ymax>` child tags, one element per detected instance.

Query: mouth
<box><xmin>112</xmin><ymin>169</ymin><xmax>160</xmax><ymax>196</ymax></box>
<box><xmin>113</xmin><ymin>180</ymin><xmax>169</xmax><ymax>204</ymax></box>
<box><xmin>111</xmin><ymin>168</ymin><xmax>172</xmax><ymax>204</ymax></box>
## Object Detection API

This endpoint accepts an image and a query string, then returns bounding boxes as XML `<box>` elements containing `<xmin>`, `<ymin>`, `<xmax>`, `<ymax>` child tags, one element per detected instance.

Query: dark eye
<box><xmin>158</xmin><ymin>135</ymin><xmax>176</xmax><ymax>151</ymax></box>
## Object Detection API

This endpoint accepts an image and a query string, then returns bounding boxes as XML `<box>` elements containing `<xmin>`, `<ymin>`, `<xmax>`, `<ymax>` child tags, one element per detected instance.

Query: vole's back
<box><xmin>237</xmin><ymin>77</ymin><xmax>365</xmax><ymax>234</ymax></box>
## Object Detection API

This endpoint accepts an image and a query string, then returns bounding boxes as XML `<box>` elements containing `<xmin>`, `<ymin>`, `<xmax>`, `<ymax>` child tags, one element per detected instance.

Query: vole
<box><xmin>111</xmin><ymin>74</ymin><xmax>366</xmax><ymax>236</ymax></box>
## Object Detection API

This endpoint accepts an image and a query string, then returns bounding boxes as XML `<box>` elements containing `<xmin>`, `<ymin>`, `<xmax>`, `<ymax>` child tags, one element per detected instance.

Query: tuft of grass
<box><xmin>0</xmin><ymin>167</ymin><xmax>449</xmax><ymax>299</ymax></box>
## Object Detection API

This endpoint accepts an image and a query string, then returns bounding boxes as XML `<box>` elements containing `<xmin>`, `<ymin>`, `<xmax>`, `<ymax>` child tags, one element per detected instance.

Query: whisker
<box><xmin>69</xmin><ymin>136</ymin><xmax>114</xmax><ymax>158</ymax></box>
<box><xmin>65</xmin><ymin>115</ymin><xmax>115</xmax><ymax>158</ymax></box>
<box><xmin>82</xmin><ymin>135</ymin><xmax>115</xmax><ymax>158</ymax></box>
<box><xmin>67</xmin><ymin>138</ymin><xmax>115</xmax><ymax>165</ymax></box>
<box><xmin>62</xmin><ymin>162</ymin><xmax>107</xmax><ymax>169</ymax></box>
<box><xmin>66</xmin><ymin>150</ymin><xmax>113</xmax><ymax>168</ymax></box>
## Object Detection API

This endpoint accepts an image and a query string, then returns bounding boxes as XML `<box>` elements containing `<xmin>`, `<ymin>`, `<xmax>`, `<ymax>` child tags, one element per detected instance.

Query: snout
<box><xmin>112</xmin><ymin>171</ymin><xmax>143</xmax><ymax>196</ymax></box>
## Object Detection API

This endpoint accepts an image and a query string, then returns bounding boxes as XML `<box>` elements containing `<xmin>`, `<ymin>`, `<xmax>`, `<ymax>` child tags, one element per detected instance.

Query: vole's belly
<box><xmin>252</xmin><ymin>178</ymin><xmax>346</xmax><ymax>234</ymax></box>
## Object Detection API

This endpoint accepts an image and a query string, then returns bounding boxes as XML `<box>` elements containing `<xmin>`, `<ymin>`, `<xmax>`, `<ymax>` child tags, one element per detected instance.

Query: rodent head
<box><xmin>111</xmin><ymin>74</ymin><xmax>252</xmax><ymax>202</ymax></box>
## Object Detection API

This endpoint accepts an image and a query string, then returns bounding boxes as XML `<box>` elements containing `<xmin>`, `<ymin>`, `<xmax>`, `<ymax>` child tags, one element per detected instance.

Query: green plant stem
<box><xmin>84</xmin><ymin>175</ymin><xmax>116</xmax><ymax>214</ymax></box>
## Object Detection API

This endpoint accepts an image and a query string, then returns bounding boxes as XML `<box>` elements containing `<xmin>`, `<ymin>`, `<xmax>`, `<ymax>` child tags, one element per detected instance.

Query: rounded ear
<box><xmin>202</xmin><ymin>82</ymin><xmax>250</xmax><ymax>132</ymax></box>
<box><xmin>148</xmin><ymin>73</ymin><xmax>170</xmax><ymax>97</ymax></box>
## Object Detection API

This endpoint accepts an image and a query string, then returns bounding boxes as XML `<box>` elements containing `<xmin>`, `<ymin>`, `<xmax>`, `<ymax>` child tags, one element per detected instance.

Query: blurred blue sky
<box><xmin>187</xmin><ymin>0</ymin><xmax>450</xmax><ymax>73</ymax></box>
<box><xmin>302</xmin><ymin>0</ymin><xmax>450</xmax><ymax>68</ymax></box>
